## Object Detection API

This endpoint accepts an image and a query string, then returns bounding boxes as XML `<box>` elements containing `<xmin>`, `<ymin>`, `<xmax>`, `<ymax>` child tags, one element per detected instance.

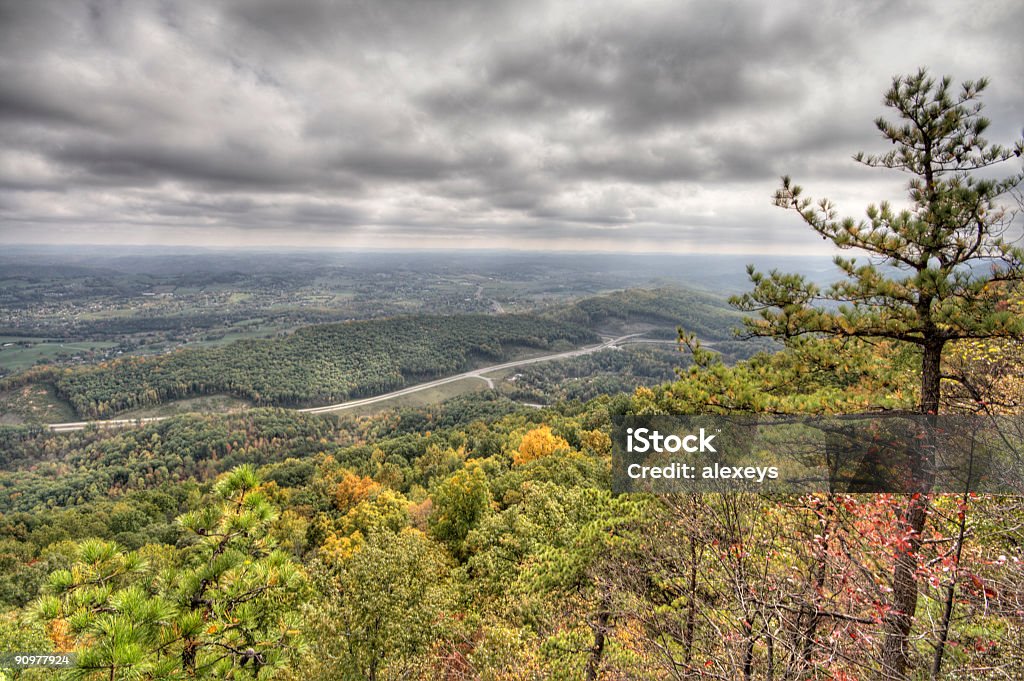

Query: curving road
<box><xmin>44</xmin><ymin>334</ymin><xmax>645</xmax><ymax>432</ymax></box>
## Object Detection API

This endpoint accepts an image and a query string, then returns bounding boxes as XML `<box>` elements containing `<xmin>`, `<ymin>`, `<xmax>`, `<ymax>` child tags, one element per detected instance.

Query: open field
<box><xmin>0</xmin><ymin>339</ymin><xmax>119</xmax><ymax>374</ymax></box>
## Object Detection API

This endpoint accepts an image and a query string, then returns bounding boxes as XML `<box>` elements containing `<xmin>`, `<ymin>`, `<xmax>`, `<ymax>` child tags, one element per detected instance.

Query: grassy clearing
<box><xmin>196</xmin><ymin>322</ymin><xmax>295</xmax><ymax>347</ymax></box>
<box><xmin>112</xmin><ymin>394</ymin><xmax>252</xmax><ymax>419</ymax></box>
<box><xmin>0</xmin><ymin>382</ymin><xmax>76</xmax><ymax>424</ymax></box>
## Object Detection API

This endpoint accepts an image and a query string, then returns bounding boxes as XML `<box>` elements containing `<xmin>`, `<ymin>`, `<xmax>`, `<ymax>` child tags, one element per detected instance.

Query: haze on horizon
<box><xmin>0</xmin><ymin>0</ymin><xmax>1021</xmax><ymax>255</ymax></box>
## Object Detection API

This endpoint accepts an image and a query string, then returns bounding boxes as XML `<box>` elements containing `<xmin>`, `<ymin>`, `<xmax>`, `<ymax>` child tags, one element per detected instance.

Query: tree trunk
<box><xmin>880</xmin><ymin>496</ymin><xmax>927</xmax><ymax>680</ymax></box>
<box><xmin>683</xmin><ymin>538</ymin><xmax>698</xmax><ymax>666</ymax></box>
<box><xmin>800</xmin><ymin>497</ymin><xmax>832</xmax><ymax>667</ymax></box>
<box><xmin>931</xmin><ymin>441</ymin><xmax>973</xmax><ymax>680</ymax></box>
<box><xmin>799</xmin><ymin>552</ymin><xmax>826</xmax><ymax>666</ymax></box>
<box><xmin>742</xmin><ymin>615</ymin><xmax>754</xmax><ymax>681</ymax></box>
<box><xmin>920</xmin><ymin>339</ymin><xmax>943</xmax><ymax>416</ymax></box>
<box><xmin>879</xmin><ymin>339</ymin><xmax>944</xmax><ymax>679</ymax></box>
<box><xmin>183</xmin><ymin>639</ymin><xmax>197</xmax><ymax>677</ymax></box>
<box><xmin>585</xmin><ymin>606</ymin><xmax>611</xmax><ymax>681</ymax></box>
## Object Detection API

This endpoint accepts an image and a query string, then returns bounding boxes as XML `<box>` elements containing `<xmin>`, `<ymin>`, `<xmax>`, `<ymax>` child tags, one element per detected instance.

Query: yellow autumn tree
<box><xmin>514</xmin><ymin>425</ymin><xmax>570</xmax><ymax>466</ymax></box>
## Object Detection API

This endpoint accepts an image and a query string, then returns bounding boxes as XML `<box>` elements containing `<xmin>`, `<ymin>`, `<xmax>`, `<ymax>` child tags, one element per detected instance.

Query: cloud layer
<box><xmin>1</xmin><ymin>0</ymin><xmax>1021</xmax><ymax>252</ymax></box>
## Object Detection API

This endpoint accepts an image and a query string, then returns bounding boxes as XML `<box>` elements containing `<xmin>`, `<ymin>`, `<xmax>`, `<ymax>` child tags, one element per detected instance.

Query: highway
<box><xmin>48</xmin><ymin>415</ymin><xmax>168</xmax><ymax>433</ymax></box>
<box><xmin>44</xmin><ymin>333</ymin><xmax>646</xmax><ymax>432</ymax></box>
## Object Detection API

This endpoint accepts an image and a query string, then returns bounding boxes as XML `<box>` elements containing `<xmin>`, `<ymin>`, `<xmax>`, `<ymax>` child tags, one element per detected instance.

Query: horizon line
<box><xmin>0</xmin><ymin>242</ymin><xmax>839</xmax><ymax>258</ymax></box>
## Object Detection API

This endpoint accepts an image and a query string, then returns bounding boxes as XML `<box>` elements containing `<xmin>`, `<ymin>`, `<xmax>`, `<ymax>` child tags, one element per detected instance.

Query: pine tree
<box><xmin>173</xmin><ymin>464</ymin><xmax>306</xmax><ymax>677</ymax></box>
<box><xmin>36</xmin><ymin>466</ymin><xmax>306</xmax><ymax>680</ymax></box>
<box><xmin>732</xmin><ymin>69</ymin><xmax>1024</xmax><ymax>679</ymax></box>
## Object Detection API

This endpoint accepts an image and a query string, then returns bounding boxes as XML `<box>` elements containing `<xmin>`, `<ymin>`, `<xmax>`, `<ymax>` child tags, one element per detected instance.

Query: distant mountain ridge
<box><xmin>549</xmin><ymin>287</ymin><xmax>742</xmax><ymax>339</ymax></box>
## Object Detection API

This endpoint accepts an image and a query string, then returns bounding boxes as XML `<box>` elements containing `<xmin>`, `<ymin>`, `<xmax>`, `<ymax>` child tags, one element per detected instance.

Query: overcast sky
<box><xmin>0</xmin><ymin>0</ymin><xmax>1021</xmax><ymax>254</ymax></box>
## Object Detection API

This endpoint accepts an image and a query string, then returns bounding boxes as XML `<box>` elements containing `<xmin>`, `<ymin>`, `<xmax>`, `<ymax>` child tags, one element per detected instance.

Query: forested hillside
<box><xmin>7</xmin><ymin>315</ymin><xmax>596</xmax><ymax>419</ymax></box>
<box><xmin>551</xmin><ymin>287</ymin><xmax>743</xmax><ymax>339</ymax></box>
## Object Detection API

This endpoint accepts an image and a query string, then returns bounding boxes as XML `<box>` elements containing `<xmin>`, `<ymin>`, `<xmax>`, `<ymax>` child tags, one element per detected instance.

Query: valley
<box><xmin>0</xmin><ymin>248</ymin><xmax>779</xmax><ymax>426</ymax></box>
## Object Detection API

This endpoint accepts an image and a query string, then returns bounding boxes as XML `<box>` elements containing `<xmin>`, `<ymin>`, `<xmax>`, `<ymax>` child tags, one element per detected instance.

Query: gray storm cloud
<box><xmin>0</xmin><ymin>0</ymin><xmax>1021</xmax><ymax>252</ymax></box>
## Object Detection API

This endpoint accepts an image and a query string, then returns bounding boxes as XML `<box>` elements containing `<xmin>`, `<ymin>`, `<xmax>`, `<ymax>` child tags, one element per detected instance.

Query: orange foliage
<box><xmin>334</xmin><ymin>471</ymin><xmax>382</xmax><ymax>512</ymax></box>
<box><xmin>47</xmin><ymin>618</ymin><xmax>74</xmax><ymax>651</ymax></box>
<box><xmin>409</xmin><ymin>497</ymin><xmax>434</xmax><ymax>531</ymax></box>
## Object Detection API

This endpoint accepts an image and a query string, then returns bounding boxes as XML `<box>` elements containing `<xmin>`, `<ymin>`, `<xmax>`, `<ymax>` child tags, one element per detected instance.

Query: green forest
<box><xmin>8</xmin><ymin>315</ymin><xmax>597</xmax><ymax>419</ymax></box>
<box><xmin>1</xmin><ymin>324</ymin><xmax>1022</xmax><ymax>679</ymax></box>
